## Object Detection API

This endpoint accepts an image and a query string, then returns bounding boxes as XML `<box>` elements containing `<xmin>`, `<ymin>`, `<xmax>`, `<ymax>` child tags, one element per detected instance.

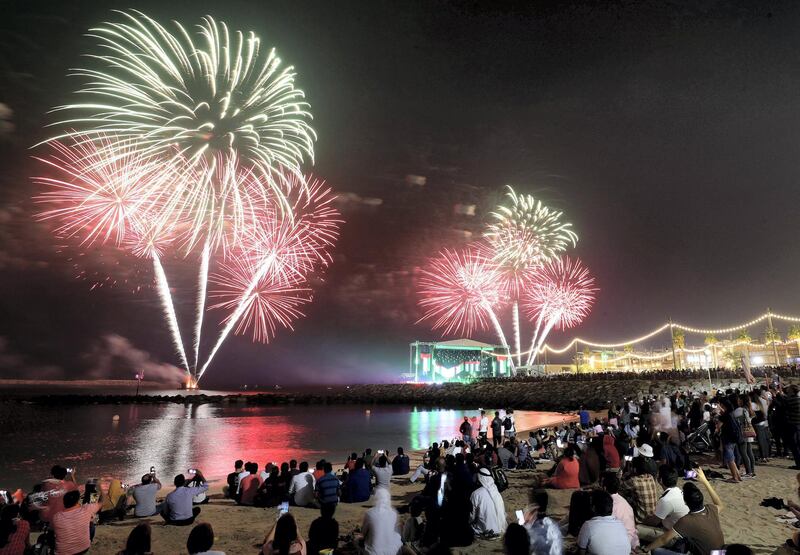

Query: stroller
<box><xmin>684</xmin><ymin>422</ymin><xmax>713</xmax><ymax>454</ymax></box>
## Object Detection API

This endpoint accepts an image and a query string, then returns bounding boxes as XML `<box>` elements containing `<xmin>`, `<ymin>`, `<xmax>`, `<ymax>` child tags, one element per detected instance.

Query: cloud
<box><xmin>82</xmin><ymin>334</ymin><xmax>184</xmax><ymax>383</ymax></box>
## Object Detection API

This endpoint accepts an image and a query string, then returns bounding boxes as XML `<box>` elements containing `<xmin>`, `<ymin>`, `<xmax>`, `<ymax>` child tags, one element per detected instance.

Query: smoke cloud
<box><xmin>83</xmin><ymin>334</ymin><xmax>184</xmax><ymax>383</ymax></box>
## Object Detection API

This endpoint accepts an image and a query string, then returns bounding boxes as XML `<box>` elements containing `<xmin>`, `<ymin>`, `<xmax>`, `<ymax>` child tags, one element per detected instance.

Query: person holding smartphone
<box><xmin>641</xmin><ymin>467</ymin><xmax>724</xmax><ymax>554</ymax></box>
<box><xmin>161</xmin><ymin>470</ymin><xmax>208</xmax><ymax>526</ymax></box>
<box><xmin>127</xmin><ymin>471</ymin><xmax>162</xmax><ymax>517</ymax></box>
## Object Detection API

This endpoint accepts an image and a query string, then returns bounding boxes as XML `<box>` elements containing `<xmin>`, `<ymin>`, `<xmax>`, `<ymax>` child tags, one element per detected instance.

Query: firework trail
<box><xmin>483</xmin><ymin>186</ymin><xmax>578</xmax><ymax>365</ymax></box>
<box><xmin>193</xmin><ymin>242</ymin><xmax>210</xmax><ymax>370</ymax></box>
<box><xmin>152</xmin><ymin>255</ymin><xmax>191</xmax><ymax>372</ymax></box>
<box><xmin>523</xmin><ymin>256</ymin><xmax>596</xmax><ymax>365</ymax></box>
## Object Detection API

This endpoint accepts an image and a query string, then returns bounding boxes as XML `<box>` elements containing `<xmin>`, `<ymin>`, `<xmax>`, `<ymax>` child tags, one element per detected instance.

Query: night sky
<box><xmin>2</xmin><ymin>0</ymin><xmax>800</xmax><ymax>387</ymax></box>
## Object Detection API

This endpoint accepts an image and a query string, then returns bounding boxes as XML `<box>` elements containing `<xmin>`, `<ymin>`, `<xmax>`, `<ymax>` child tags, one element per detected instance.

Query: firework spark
<box><xmin>523</xmin><ymin>256</ymin><xmax>597</xmax><ymax>365</ymax></box>
<box><xmin>49</xmin><ymin>9</ymin><xmax>316</xmax><ymax>251</ymax></box>
<box><xmin>416</xmin><ymin>249</ymin><xmax>507</xmax><ymax>341</ymax></box>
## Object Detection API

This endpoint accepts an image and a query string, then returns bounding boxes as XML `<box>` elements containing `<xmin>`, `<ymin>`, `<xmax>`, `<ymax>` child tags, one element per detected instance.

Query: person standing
<box><xmin>479</xmin><ymin>410</ymin><xmax>490</xmax><ymax>444</ymax></box>
<box><xmin>460</xmin><ymin>416</ymin><xmax>473</xmax><ymax>445</ymax></box>
<box><xmin>504</xmin><ymin>409</ymin><xmax>517</xmax><ymax>440</ymax></box>
<box><xmin>492</xmin><ymin>411</ymin><xmax>504</xmax><ymax>448</ymax></box>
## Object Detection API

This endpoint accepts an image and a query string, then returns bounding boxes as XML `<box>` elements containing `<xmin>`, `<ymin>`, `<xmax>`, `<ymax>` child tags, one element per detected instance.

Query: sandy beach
<box><xmin>84</xmin><ymin>431</ymin><xmax>799</xmax><ymax>555</ymax></box>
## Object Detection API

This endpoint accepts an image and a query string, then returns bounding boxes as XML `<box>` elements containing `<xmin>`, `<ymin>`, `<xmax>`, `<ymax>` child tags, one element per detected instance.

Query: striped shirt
<box><xmin>315</xmin><ymin>472</ymin><xmax>340</xmax><ymax>505</ymax></box>
<box><xmin>52</xmin><ymin>502</ymin><xmax>101</xmax><ymax>555</ymax></box>
<box><xmin>0</xmin><ymin>519</ymin><xmax>29</xmax><ymax>555</ymax></box>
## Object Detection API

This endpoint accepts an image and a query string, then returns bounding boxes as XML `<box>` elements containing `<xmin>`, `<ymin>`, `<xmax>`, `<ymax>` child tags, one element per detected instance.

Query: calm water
<box><xmin>0</xmin><ymin>403</ymin><xmax>571</xmax><ymax>489</ymax></box>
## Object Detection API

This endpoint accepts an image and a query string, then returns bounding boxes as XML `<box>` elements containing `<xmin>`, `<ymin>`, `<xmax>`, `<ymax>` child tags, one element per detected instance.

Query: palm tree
<box><xmin>736</xmin><ymin>329</ymin><xmax>752</xmax><ymax>366</ymax></box>
<box><xmin>672</xmin><ymin>329</ymin><xmax>685</xmax><ymax>369</ymax></box>
<box><xmin>764</xmin><ymin>325</ymin><xmax>782</xmax><ymax>366</ymax></box>
<box><xmin>704</xmin><ymin>334</ymin><xmax>718</xmax><ymax>367</ymax></box>
<box><xmin>788</xmin><ymin>325</ymin><xmax>800</xmax><ymax>363</ymax></box>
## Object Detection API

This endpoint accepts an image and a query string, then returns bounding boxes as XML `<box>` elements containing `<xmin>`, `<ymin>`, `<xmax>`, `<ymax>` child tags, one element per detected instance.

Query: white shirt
<box><xmin>372</xmin><ymin>465</ymin><xmax>392</xmax><ymax>490</ymax></box>
<box><xmin>288</xmin><ymin>471</ymin><xmax>315</xmax><ymax>507</ymax></box>
<box><xmin>479</xmin><ymin>416</ymin><xmax>489</xmax><ymax>433</ymax></box>
<box><xmin>470</xmin><ymin>486</ymin><xmax>504</xmax><ymax>535</ymax></box>
<box><xmin>577</xmin><ymin>516</ymin><xmax>631</xmax><ymax>555</ymax></box>
<box><xmin>362</xmin><ymin>504</ymin><xmax>403</xmax><ymax>555</ymax></box>
<box><xmin>654</xmin><ymin>486</ymin><xmax>690</xmax><ymax>530</ymax></box>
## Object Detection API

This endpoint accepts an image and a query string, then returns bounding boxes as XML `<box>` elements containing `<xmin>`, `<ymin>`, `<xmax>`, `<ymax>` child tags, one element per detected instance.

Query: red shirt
<box><xmin>550</xmin><ymin>457</ymin><xmax>580</xmax><ymax>489</ymax></box>
<box><xmin>603</xmin><ymin>435</ymin><xmax>621</xmax><ymax>469</ymax></box>
<box><xmin>239</xmin><ymin>474</ymin><xmax>263</xmax><ymax>506</ymax></box>
<box><xmin>52</xmin><ymin>502</ymin><xmax>101</xmax><ymax>555</ymax></box>
<box><xmin>0</xmin><ymin>519</ymin><xmax>29</xmax><ymax>555</ymax></box>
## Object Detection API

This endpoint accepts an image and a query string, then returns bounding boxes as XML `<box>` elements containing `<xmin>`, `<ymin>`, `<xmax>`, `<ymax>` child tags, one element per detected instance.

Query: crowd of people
<box><xmin>1</xmin><ymin>375</ymin><xmax>798</xmax><ymax>554</ymax></box>
<box><xmin>479</xmin><ymin>365</ymin><xmax>800</xmax><ymax>384</ymax></box>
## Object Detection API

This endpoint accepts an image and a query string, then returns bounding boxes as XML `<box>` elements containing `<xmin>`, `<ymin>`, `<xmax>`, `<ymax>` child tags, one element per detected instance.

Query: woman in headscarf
<box><xmin>359</xmin><ymin>487</ymin><xmax>403</xmax><ymax>555</ymax></box>
<box><xmin>99</xmin><ymin>479</ymin><xmax>127</xmax><ymax>522</ymax></box>
<box><xmin>470</xmin><ymin>467</ymin><xmax>507</xmax><ymax>537</ymax></box>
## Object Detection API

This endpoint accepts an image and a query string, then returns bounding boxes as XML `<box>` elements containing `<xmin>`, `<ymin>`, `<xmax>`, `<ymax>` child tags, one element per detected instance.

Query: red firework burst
<box><xmin>523</xmin><ymin>256</ymin><xmax>597</xmax><ymax>330</ymax></box>
<box><xmin>416</xmin><ymin>249</ymin><xmax>504</xmax><ymax>337</ymax></box>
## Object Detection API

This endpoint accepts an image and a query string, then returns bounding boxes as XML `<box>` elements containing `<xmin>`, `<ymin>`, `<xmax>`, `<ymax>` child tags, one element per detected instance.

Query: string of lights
<box><xmin>485</xmin><ymin>310</ymin><xmax>800</xmax><ymax>360</ymax></box>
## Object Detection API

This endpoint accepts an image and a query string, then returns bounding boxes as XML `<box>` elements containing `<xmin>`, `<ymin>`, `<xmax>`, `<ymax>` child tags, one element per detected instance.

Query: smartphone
<box><xmin>624</xmin><ymin>455</ymin><xmax>633</xmax><ymax>462</ymax></box>
<box><xmin>710</xmin><ymin>551</ymin><xmax>726</xmax><ymax>555</ymax></box>
<box><xmin>278</xmin><ymin>501</ymin><xmax>289</xmax><ymax>516</ymax></box>
<box><xmin>66</xmin><ymin>467</ymin><xmax>74</xmax><ymax>474</ymax></box>
<box><xmin>515</xmin><ymin>509</ymin><xmax>524</xmax><ymax>525</ymax></box>
<box><xmin>377</xmin><ymin>450</ymin><xmax>385</xmax><ymax>455</ymax></box>
<box><xmin>150</xmin><ymin>466</ymin><xmax>155</xmax><ymax>474</ymax></box>
<box><xmin>121</xmin><ymin>483</ymin><xmax>129</xmax><ymax>489</ymax></box>
<box><xmin>188</xmin><ymin>468</ymin><xmax>197</xmax><ymax>475</ymax></box>
<box><xmin>684</xmin><ymin>470</ymin><xmax>698</xmax><ymax>480</ymax></box>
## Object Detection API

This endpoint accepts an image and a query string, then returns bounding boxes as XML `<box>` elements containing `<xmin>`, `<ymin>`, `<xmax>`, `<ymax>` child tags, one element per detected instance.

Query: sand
<box><xmin>83</xmin><ymin>437</ymin><xmax>800</xmax><ymax>555</ymax></box>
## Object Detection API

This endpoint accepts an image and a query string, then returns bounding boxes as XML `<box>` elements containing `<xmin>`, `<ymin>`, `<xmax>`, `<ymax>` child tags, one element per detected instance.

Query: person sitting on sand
<box><xmin>128</xmin><ymin>472</ymin><xmax>162</xmax><ymax>517</ymax></box>
<box><xmin>357</xmin><ymin>487</ymin><xmax>403</xmax><ymax>555</ymax></box>
<box><xmin>522</xmin><ymin>490</ymin><xmax>563</xmax><ymax>555</ymax></box>
<box><xmin>469</xmin><ymin>467</ymin><xmax>507</xmax><ymax>538</ymax></box>
<box><xmin>99</xmin><ymin>479</ymin><xmax>127</xmax><ymax>522</ymax></box>
<box><xmin>372</xmin><ymin>454</ymin><xmax>392</xmax><ymax>492</ymax></box>
<box><xmin>37</xmin><ymin>465</ymin><xmax>79</xmax><ymax>524</ymax></box>
<box><xmin>307</xmin><ymin>502</ymin><xmax>339</xmax><ymax>555</ymax></box>
<box><xmin>52</xmin><ymin>488</ymin><xmax>105</xmax><ymax>555</ymax></box>
<box><xmin>503</xmin><ymin>523</ymin><xmax>531</xmax><ymax>555</ymax></box>
<box><xmin>638</xmin><ymin>466</ymin><xmax>689</xmax><ymax>543</ymax></box>
<box><xmin>0</xmin><ymin>504</ymin><xmax>30</xmax><ymax>555</ymax></box>
<box><xmin>239</xmin><ymin>462</ymin><xmax>263</xmax><ymax>506</ymax></box>
<box><xmin>543</xmin><ymin>446</ymin><xmax>580</xmax><ymax>489</ymax></box>
<box><xmin>346</xmin><ymin>459</ymin><xmax>371</xmax><ymax>503</ymax></box>
<box><xmin>312</xmin><ymin>460</ymin><xmax>325</xmax><ymax>481</ymax></box>
<box><xmin>621</xmin><ymin>457</ymin><xmax>662</xmax><ymax>521</ymax></box>
<box><xmin>576</xmin><ymin>490</ymin><xmax>631</xmax><ymax>555</ymax></box>
<box><xmin>288</xmin><ymin>462</ymin><xmax>315</xmax><ymax>507</ymax></box>
<box><xmin>392</xmin><ymin>447</ymin><xmax>410</xmax><ymax>475</ymax></box>
<box><xmin>642</xmin><ymin>467</ymin><xmax>724</xmax><ymax>554</ymax></box>
<box><xmin>187</xmin><ymin>522</ymin><xmax>225</xmax><ymax>555</ymax></box>
<box><xmin>117</xmin><ymin>522</ymin><xmax>151</xmax><ymax>555</ymax></box>
<box><xmin>224</xmin><ymin>460</ymin><xmax>243</xmax><ymax>499</ymax></box>
<box><xmin>315</xmin><ymin>462</ymin><xmax>340</xmax><ymax>508</ymax></box>
<box><xmin>161</xmin><ymin>472</ymin><xmax>208</xmax><ymax>526</ymax></box>
<box><xmin>600</xmin><ymin>473</ymin><xmax>637</xmax><ymax>551</ymax></box>
<box><xmin>497</xmin><ymin>441</ymin><xmax>518</xmax><ymax>469</ymax></box>
<box><xmin>262</xmin><ymin>513</ymin><xmax>306</xmax><ymax>555</ymax></box>
<box><xmin>235</xmin><ymin>462</ymin><xmax>250</xmax><ymax>500</ymax></box>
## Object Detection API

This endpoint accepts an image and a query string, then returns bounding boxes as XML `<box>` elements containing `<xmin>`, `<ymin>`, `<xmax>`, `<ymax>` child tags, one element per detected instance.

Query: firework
<box><xmin>483</xmin><ymin>186</ymin><xmax>578</xmax><ymax>364</ymax></box>
<box><xmin>416</xmin><ymin>249</ymin><xmax>509</xmax><ymax>349</ymax></box>
<box><xmin>209</xmin><ymin>258</ymin><xmax>311</xmax><ymax>343</ymax></box>
<box><xmin>34</xmin><ymin>135</ymin><xmax>154</xmax><ymax>245</ymax></box>
<box><xmin>36</xmin><ymin>11</ymin><xmax>338</xmax><ymax>381</ymax></box>
<box><xmin>49</xmin><ymin>10</ymin><xmax>315</xmax><ymax>251</ymax></box>
<box><xmin>199</xmin><ymin>176</ymin><xmax>340</xmax><ymax>376</ymax></box>
<box><xmin>523</xmin><ymin>256</ymin><xmax>596</xmax><ymax>365</ymax></box>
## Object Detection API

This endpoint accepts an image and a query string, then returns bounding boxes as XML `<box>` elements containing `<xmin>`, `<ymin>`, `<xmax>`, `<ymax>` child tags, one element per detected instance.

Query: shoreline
<box><xmin>1</xmin><ymin>376</ymin><xmax>783</xmax><ymax>412</ymax></box>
